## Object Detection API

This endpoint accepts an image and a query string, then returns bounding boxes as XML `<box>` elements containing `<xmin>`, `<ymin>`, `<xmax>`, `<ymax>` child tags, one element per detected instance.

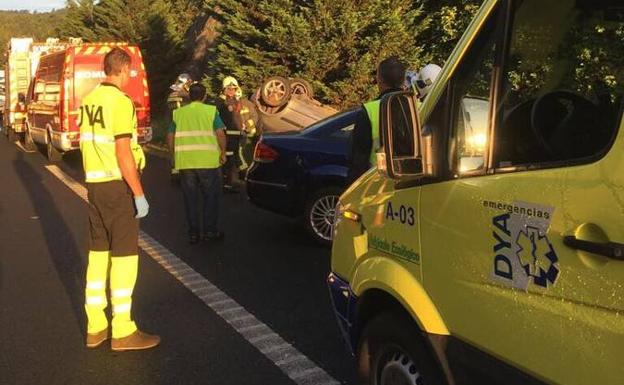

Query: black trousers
<box><xmin>87</xmin><ymin>180</ymin><xmax>139</xmax><ymax>257</ymax></box>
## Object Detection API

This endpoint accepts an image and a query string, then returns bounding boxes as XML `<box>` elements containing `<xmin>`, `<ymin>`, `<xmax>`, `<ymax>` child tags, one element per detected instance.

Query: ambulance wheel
<box><xmin>357</xmin><ymin>312</ymin><xmax>446</xmax><ymax>385</ymax></box>
<box><xmin>304</xmin><ymin>186</ymin><xmax>342</xmax><ymax>247</ymax></box>
<box><xmin>261</xmin><ymin>76</ymin><xmax>291</xmax><ymax>107</ymax></box>
<box><xmin>46</xmin><ymin>132</ymin><xmax>62</xmax><ymax>162</ymax></box>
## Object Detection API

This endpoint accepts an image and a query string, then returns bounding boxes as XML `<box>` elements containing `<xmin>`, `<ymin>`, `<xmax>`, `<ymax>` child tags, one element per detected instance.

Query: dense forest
<box><xmin>1</xmin><ymin>0</ymin><xmax>480</xmax><ymax>117</ymax></box>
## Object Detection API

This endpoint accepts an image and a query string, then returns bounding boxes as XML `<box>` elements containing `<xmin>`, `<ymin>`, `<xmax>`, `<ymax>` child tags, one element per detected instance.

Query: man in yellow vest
<box><xmin>80</xmin><ymin>48</ymin><xmax>160</xmax><ymax>351</ymax></box>
<box><xmin>167</xmin><ymin>82</ymin><xmax>227</xmax><ymax>244</ymax></box>
<box><xmin>348</xmin><ymin>56</ymin><xmax>406</xmax><ymax>182</ymax></box>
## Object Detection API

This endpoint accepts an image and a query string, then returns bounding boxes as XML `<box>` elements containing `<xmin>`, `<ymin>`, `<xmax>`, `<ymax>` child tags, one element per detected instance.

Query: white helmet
<box><xmin>170</xmin><ymin>73</ymin><xmax>192</xmax><ymax>91</ymax></box>
<box><xmin>415</xmin><ymin>64</ymin><xmax>442</xmax><ymax>98</ymax></box>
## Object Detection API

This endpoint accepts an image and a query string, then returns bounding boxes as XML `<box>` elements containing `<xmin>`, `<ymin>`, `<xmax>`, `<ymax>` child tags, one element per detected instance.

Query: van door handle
<box><xmin>563</xmin><ymin>236</ymin><xmax>624</xmax><ymax>261</ymax></box>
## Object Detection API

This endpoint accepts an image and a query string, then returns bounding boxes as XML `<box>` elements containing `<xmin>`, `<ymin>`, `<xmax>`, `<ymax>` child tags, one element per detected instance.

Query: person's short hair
<box><xmin>189</xmin><ymin>83</ymin><xmax>206</xmax><ymax>101</ymax></box>
<box><xmin>378</xmin><ymin>56</ymin><xmax>406</xmax><ymax>89</ymax></box>
<box><xmin>103</xmin><ymin>47</ymin><xmax>132</xmax><ymax>76</ymax></box>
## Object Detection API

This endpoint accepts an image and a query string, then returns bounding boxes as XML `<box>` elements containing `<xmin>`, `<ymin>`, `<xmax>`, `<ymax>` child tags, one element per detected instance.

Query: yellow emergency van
<box><xmin>328</xmin><ymin>0</ymin><xmax>624</xmax><ymax>384</ymax></box>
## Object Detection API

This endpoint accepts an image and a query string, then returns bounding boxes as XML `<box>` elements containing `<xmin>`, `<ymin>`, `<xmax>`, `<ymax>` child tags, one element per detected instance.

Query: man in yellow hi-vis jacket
<box><xmin>79</xmin><ymin>47</ymin><xmax>160</xmax><ymax>351</ymax></box>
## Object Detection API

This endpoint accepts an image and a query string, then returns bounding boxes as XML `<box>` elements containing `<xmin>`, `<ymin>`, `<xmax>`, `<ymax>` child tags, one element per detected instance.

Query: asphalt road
<box><xmin>0</xmin><ymin>134</ymin><xmax>357</xmax><ymax>385</ymax></box>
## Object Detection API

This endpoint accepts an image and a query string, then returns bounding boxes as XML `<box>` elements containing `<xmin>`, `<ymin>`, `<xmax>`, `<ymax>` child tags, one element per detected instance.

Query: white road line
<box><xmin>44</xmin><ymin>165</ymin><xmax>341</xmax><ymax>385</ymax></box>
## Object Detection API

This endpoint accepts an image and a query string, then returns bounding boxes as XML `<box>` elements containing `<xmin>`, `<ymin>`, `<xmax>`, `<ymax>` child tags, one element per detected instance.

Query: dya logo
<box><xmin>491</xmin><ymin>201</ymin><xmax>559</xmax><ymax>290</ymax></box>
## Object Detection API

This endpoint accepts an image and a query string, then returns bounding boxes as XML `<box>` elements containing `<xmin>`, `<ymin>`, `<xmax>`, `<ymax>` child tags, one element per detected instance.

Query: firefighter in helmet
<box><xmin>216</xmin><ymin>76</ymin><xmax>259</xmax><ymax>192</ymax></box>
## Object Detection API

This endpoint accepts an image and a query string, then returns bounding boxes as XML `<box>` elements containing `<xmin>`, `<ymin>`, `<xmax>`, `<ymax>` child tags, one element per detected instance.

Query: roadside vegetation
<box><xmin>1</xmin><ymin>0</ymin><xmax>480</xmax><ymax>124</ymax></box>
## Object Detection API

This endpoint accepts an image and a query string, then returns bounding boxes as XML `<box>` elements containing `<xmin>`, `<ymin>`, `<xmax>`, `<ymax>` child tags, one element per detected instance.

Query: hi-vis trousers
<box><xmin>84</xmin><ymin>181</ymin><xmax>139</xmax><ymax>338</ymax></box>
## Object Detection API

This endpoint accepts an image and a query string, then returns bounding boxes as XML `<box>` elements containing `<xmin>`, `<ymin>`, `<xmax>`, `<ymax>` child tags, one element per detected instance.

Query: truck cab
<box><xmin>329</xmin><ymin>0</ymin><xmax>624</xmax><ymax>384</ymax></box>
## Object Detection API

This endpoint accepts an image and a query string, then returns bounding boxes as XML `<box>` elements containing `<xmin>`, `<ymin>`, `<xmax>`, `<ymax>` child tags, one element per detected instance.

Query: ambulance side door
<box><xmin>419</xmin><ymin>1</ymin><xmax>624</xmax><ymax>384</ymax></box>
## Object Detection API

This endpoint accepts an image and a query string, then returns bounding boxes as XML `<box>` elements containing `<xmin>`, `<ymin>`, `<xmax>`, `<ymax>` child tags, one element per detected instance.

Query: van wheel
<box><xmin>46</xmin><ymin>132</ymin><xmax>62</xmax><ymax>162</ymax></box>
<box><xmin>357</xmin><ymin>312</ymin><xmax>447</xmax><ymax>385</ymax></box>
<box><xmin>23</xmin><ymin>123</ymin><xmax>36</xmax><ymax>151</ymax></box>
<box><xmin>304</xmin><ymin>187</ymin><xmax>342</xmax><ymax>246</ymax></box>
<box><xmin>7</xmin><ymin>127</ymin><xmax>17</xmax><ymax>142</ymax></box>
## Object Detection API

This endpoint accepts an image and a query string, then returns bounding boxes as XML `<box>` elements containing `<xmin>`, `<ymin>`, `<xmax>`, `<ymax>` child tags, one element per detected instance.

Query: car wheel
<box><xmin>357</xmin><ymin>312</ymin><xmax>447</xmax><ymax>385</ymax></box>
<box><xmin>290</xmin><ymin>78</ymin><xmax>314</xmax><ymax>99</ymax></box>
<box><xmin>261</xmin><ymin>76</ymin><xmax>291</xmax><ymax>107</ymax></box>
<box><xmin>46</xmin><ymin>131</ymin><xmax>62</xmax><ymax>162</ymax></box>
<box><xmin>304</xmin><ymin>187</ymin><xmax>342</xmax><ymax>246</ymax></box>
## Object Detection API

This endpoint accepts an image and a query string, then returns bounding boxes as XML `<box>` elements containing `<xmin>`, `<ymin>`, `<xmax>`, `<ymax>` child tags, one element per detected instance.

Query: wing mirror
<box><xmin>376</xmin><ymin>91</ymin><xmax>426</xmax><ymax>180</ymax></box>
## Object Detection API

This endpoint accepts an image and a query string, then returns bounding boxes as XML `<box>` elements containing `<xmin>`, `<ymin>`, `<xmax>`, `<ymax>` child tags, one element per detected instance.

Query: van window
<box><xmin>449</xmin><ymin>6</ymin><xmax>501</xmax><ymax>175</ymax></box>
<box><xmin>495</xmin><ymin>0</ymin><xmax>624</xmax><ymax>168</ymax></box>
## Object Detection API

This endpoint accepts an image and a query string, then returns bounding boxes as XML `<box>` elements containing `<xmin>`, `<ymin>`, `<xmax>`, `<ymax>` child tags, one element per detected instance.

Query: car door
<box><xmin>419</xmin><ymin>1</ymin><xmax>624</xmax><ymax>384</ymax></box>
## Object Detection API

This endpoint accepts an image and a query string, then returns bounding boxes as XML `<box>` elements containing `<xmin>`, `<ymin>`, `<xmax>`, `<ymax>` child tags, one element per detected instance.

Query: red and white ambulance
<box><xmin>26</xmin><ymin>43</ymin><xmax>151</xmax><ymax>161</ymax></box>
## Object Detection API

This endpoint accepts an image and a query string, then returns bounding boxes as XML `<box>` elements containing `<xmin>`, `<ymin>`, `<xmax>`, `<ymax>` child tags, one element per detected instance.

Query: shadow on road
<box><xmin>12</xmin><ymin>151</ymin><xmax>86</xmax><ymax>335</ymax></box>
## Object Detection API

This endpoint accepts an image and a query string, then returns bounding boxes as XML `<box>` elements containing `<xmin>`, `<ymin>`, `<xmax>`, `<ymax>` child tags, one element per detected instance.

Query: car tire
<box><xmin>357</xmin><ymin>312</ymin><xmax>447</xmax><ymax>385</ymax></box>
<box><xmin>46</xmin><ymin>131</ymin><xmax>62</xmax><ymax>162</ymax></box>
<box><xmin>304</xmin><ymin>186</ymin><xmax>342</xmax><ymax>246</ymax></box>
<box><xmin>290</xmin><ymin>78</ymin><xmax>314</xmax><ymax>99</ymax></box>
<box><xmin>261</xmin><ymin>76</ymin><xmax>291</xmax><ymax>107</ymax></box>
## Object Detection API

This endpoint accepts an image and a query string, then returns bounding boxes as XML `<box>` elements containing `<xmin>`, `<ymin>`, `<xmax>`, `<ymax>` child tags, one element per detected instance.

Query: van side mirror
<box><xmin>376</xmin><ymin>91</ymin><xmax>425</xmax><ymax>180</ymax></box>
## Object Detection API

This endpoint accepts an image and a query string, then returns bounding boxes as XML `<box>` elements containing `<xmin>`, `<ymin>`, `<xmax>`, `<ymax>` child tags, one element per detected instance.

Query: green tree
<box><xmin>207</xmin><ymin>0</ymin><xmax>429</xmax><ymax>108</ymax></box>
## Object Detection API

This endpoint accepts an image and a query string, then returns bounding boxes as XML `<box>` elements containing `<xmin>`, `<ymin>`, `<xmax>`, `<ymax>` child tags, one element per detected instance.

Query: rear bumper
<box><xmin>327</xmin><ymin>272</ymin><xmax>358</xmax><ymax>355</ymax></box>
<box><xmin>51</xmin><ymin>126</ymin><xmax>152</xmax><ymax>152</ymax></box>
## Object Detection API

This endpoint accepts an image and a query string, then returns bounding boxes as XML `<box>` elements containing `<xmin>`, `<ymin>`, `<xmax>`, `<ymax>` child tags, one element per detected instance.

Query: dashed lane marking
<box><xmin>44</xmin><ymin>165</ymin><xmax>341</xmax><ymax>385</ymax></box>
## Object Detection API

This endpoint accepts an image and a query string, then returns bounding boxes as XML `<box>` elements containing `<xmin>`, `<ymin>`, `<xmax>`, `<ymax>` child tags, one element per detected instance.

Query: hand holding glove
<box><xmin>134</xmin><ymin>195</ymin><xmax>149</xmax><ymax>219</ymax></box>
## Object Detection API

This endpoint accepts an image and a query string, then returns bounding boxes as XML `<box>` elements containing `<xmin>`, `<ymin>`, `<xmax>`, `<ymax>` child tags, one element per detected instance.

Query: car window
<box><xmin>494</xmin><ymin>0</ymin><xmax>624</xmax><ymax>167</ymax></box>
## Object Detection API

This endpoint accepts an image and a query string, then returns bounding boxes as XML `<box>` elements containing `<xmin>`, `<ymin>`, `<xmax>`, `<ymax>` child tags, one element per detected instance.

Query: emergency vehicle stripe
<box><xmin>84</xmin><ymin>46</ymin><xmax>95</xmax><ymax>55</ymax></box>
<box><xmin>45</xmin><ymin>165</ymin><xmax>341</xmax><ymax>385</ymax></box>
<box><xmin>174</xmin><ymin>144</ymin><xmax>218</xmax><ymax>152</ymax></box>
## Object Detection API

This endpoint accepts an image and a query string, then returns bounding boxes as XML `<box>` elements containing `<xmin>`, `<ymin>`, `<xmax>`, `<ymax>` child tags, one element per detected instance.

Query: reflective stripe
<box><xmin>225</xmin><ymin>151</ymin><xmax>234</xmax><ymax>156</ymax></box>
<box><xmin>86</xmin><ymin>170</ymin><xmax>122</xmax><ymax>180</ymax></box>
<box><xmin>112</xmin><ymin>288</ymin><xmax>133</xmax><ymax>298</ymax></box>
<box><xmin>175</xmin><ymin>144</ymin><xmax>218</xmax><ymax>152</ymax></box>
<box><xmin>226</xmin><ymin>130</ymin><xmax>241</xmax><ymax>135</ymax></box>
<box><xmin>113</xmin><ymin>303</ymin><xmax>131</xmax><ymax>314</ymax></box>
<box><xmin>80</xmin><ymin>132</ymin><xmax>115</xmax><ymax>144</ymax></box>
<box><xmin>175</xmin><ymin>130</ymin><xmax>215</xmax><ymax>138</ymax></box>
<box><xmin>86</xmin><ymin>281</ymin><xmax>105</xmax><ymax>290</ymax></box>
<box><xmin>86</xmin><ymin>296</ymin><xmax>105</xmax><ymax>305</ymax></box>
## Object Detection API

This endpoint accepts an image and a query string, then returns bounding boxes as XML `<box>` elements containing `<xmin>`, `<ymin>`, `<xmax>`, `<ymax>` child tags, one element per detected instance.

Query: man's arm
<box><xmin>214</xmin><ymin>112</ymin><xmax>227</xmax><ymax>165</ymax></box>
<box><xmin>166</xmin><ymin>120</ymin><xmax>175</xmax><ymax>156</ymax></box>
<box><xmin>115</xmin><ymin>137</ymin><xmax>144</xmax><ymax>197</ymax></box>
<box><xmin>217</xmin><ymin>129</ymin><xmax>227</xmax><ymax>165</ymax></box>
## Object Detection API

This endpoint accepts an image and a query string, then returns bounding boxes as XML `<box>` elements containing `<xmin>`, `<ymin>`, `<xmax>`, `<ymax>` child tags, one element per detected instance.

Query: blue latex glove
<box><xmin>134</xmin><ymin>195</ymin><xmax>149</xmax><ymax>219</ymax></box>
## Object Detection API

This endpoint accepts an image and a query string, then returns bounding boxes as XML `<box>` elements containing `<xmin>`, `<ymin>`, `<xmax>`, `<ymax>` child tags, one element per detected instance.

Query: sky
<box><xmin>0</xmin><ymin>0</ymin><xmax>65</xmax><ymax>12</ymax></box>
